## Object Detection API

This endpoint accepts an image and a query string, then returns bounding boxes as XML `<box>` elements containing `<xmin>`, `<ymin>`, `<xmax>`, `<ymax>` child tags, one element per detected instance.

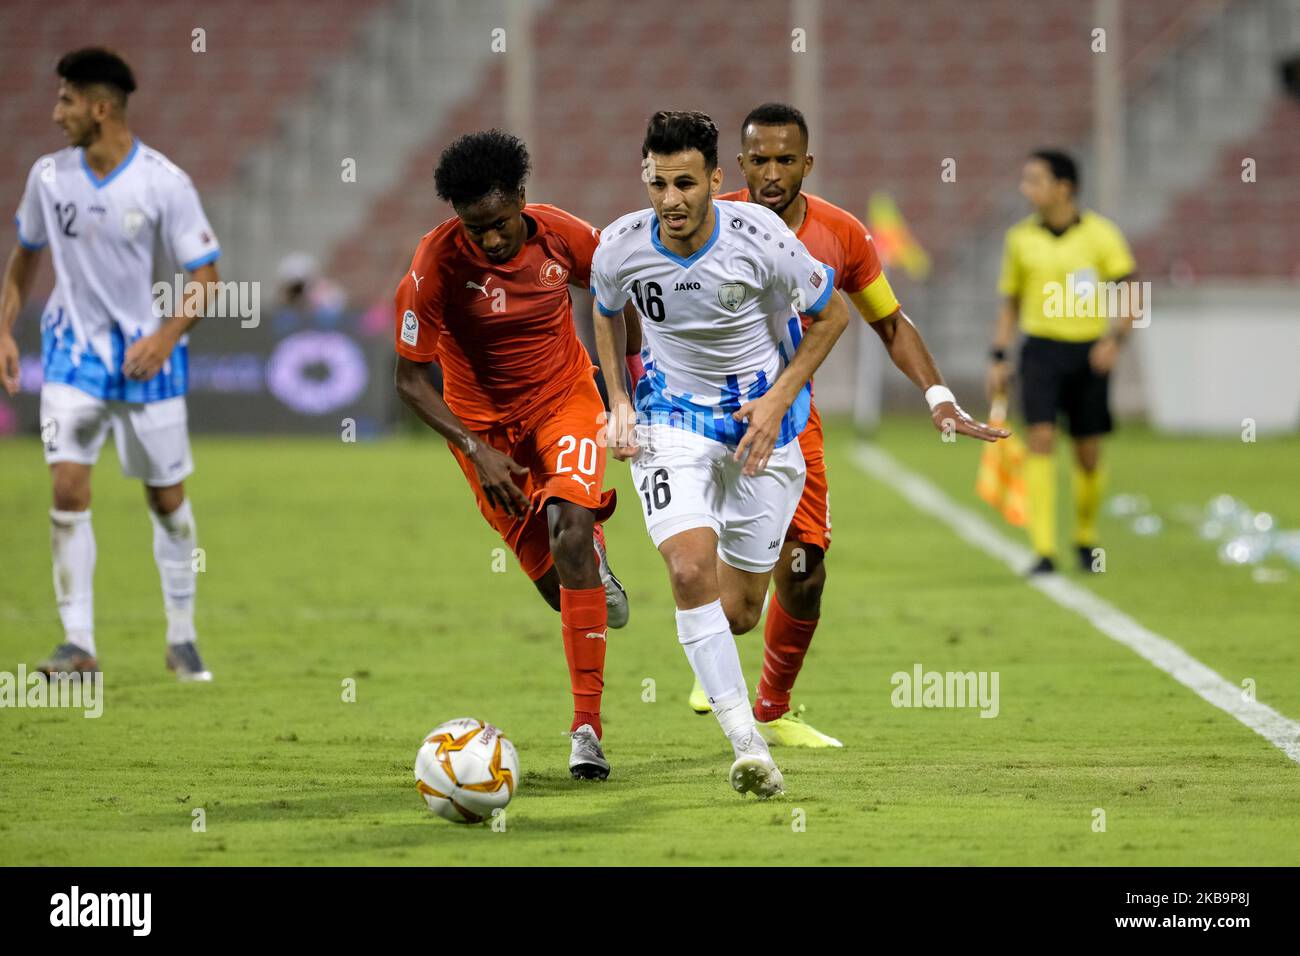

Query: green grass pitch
<box><xmin>1</xmin><ymin>415</ymin><xmax>1298</xmax><ymax>865</ymax></box>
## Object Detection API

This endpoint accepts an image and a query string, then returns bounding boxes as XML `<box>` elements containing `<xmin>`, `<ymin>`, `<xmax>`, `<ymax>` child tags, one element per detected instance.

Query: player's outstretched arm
<box><xmin>862</xmin><ymin>299</ymin><xmax>1010</xmax><ymax>444</ymax></box>
<box><xmin>394</xmin><ymin>356</ymin><xmax>530</xmax><ymax>517</ymax></box>
<box><xmin>123</xmin><ymin>262</ymin><xmax>220</xmax><ymax>380</ymax></box>
<box><xmin>733</xmin><ymin>288</ymin><xmax>850</xmax><ymax>476</ymax></box>
<box><xmin>591</xmin><ymin>299</ymin><xmax>640</xmax><ymax>460</ymax></box>
<box><xmin>0</xmin><ymin>244</ymin><xmax>44</xmax><ymax>396</ymax></box>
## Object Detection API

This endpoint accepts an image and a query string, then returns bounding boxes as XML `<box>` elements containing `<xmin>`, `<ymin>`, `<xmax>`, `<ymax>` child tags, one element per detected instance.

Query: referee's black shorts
<box><xmin>1019</xmin><ymin>335</ymin><xmax>1113</xmax><ymax>437</ymax></box>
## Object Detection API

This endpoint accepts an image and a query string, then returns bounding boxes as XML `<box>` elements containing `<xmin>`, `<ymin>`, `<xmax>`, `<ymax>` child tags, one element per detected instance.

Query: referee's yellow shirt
<box><xmin>998</xmin><ymin>211</ymin><xmax>1136</xmax><ymax>342</ymax></box>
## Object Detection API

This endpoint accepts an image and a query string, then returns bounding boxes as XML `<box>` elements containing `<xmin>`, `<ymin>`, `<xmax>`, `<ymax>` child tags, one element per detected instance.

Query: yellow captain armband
<box><xmin>848</xmin><ymin>272</ymin><xmax>901</xmax><ymax>322</ymax></box>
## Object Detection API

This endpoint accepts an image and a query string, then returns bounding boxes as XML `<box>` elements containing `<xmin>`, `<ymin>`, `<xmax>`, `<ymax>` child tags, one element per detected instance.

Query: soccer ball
<box><xmin>414</xmin><ymin>717</ymin><xmax>519</xmax><ymax>824</ymax></box>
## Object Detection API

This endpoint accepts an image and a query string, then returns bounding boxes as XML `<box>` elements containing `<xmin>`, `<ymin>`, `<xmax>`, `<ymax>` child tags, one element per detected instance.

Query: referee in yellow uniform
<box><xmin>988</xmin><ymin>150</ymin><xmax>1138</xmax><ymax>574</ymax></box>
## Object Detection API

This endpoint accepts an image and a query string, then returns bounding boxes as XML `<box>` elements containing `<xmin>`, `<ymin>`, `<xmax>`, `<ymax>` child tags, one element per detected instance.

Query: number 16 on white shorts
<box><xmin>630</xmin><ymin>423</ymin><xmax>805</xmax><ymax>574</ymax></box>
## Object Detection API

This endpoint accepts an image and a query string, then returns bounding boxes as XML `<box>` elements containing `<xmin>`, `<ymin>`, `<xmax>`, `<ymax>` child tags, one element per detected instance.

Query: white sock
<box><xmin>676</xmin><ymin>600</ymin><xmax>758</xmax><ymax>751</ymax></box>
<box><xmin>150</xmin><ymin>498</ymin><xmax>197</xmax><ymax>645</ymax></box>
<box><xmin>50</xmin><ymin>508</ymin><xmax>96</xmax><ymax>655</ymax></box>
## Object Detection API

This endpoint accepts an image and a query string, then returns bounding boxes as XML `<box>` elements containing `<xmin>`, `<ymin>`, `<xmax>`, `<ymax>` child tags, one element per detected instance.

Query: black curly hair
<box><xmin>434</xmin><ymin>129</ymin><xmax>532</xmax><ymax>207</ymax></box>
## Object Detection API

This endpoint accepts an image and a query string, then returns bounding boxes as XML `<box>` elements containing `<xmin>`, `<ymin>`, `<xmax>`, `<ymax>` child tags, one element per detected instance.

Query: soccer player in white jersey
<box><xmin>591</xmin><ymin>111</ymin><xmax>850</xmax><ymax>798</ymax></box>
<box><xmin>0</xmin><ymin>49</ymin><xmax>222</xmax><ymax>681</ymax></box>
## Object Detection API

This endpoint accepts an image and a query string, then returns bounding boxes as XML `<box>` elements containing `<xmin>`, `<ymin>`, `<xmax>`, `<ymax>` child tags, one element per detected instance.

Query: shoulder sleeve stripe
<box><xmin>805</xmin><ymin>265</ymin><xmax>837</xmax><ymax>314</ymax></box>
<box><xmin>183</xmin><ymin>248</ymin><xmax>221</xmax><ymax>271</ymax></box>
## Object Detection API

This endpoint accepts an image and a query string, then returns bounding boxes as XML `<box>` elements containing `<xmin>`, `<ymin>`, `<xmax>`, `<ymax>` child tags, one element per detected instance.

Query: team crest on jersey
<box><xmin>539</xmin><ymin>258</ymin><xmax>569</xmax><ymax>288</ymax></box>
<box><xmin>401</xmin><ymin>309</ymin><xmax>419</xmax><ymax>346</ymax></box>
<box><xmin>717</xmin><ymin>282</ymin><xmax>747</xmax><ymax>312</ymax></box>
<box><xmin>122</xmin><ymin>209</ymin><xmax>146</xmax><ymax>240</ymax></box>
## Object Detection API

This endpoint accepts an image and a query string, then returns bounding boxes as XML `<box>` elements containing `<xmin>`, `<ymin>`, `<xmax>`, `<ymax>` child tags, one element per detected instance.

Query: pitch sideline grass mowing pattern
<box><xmin>0</xmin><ymin>416</ymin><xmax>1297</xmax><ymax>865</ymax></box>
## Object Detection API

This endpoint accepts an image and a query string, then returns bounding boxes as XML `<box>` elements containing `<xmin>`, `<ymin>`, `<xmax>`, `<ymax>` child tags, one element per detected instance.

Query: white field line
<box><xmin>853</xmin><ymin>443</ymin><xmax>1300</xmax><ymax>765</ymax></box>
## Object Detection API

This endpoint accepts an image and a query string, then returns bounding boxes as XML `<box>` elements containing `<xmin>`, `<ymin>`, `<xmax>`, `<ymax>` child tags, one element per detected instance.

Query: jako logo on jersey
<box><xmin>673</xmin><ymin>281</ymin><xmax>701</xmax><ymax>291</ymax></box>
<box><xmin>466</xmin><ymin>277</ymin><xmax>492</xmax><ymax>297</ymax></box>
<box><xmin>717</xmin><ymin>282</ymin><xmax>747</xmax><ymax>312</ymax></box>
<box><xmin>538</xmin><ymin>258</ymin><xmax>569</xmax><ymax>288</ymax></box>
<box><xmin>401</xmin><ymin>310</ymin><xmax>419</xmax><ymax>346</ymax></box>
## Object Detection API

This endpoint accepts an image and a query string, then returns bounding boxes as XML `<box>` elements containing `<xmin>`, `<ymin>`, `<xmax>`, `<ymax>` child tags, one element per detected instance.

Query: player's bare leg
<box><xmin>1025</xmin><ymin>422</ymin><xmax>1058</xmax><ymax>575</ymax></box>
<box><xmin>147</xmin><ymin>481</ymin><xmax>210</xmax><ymax>682</ymax></box>
<box><xmin>532</xmin><ymin>568</ymin><xmax>563</xmax><ymax>612</ymax></box>
<box><xmin>660</xmin><ymin>528</ymin><xmax>784</xmax><ymax>798</ymax></box>
<box><xmin>38</xmin><ymin>462</ymin><xmax>99</xmax><ymax>677</ymax></box>
<box><xmin>1071</xmin><ymin>435</ymin><xmax>1105</xmax><ymax>573</ymax></box>
<box><xmin>546</xmin><ymin>499</ymin><xmax>611</xmax><ymax>779</ymax></box>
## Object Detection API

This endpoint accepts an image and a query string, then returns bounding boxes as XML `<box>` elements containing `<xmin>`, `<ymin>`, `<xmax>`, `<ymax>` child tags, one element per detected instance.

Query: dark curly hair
<box><xmin>57</xmin><ymin>47</ymin><xmax>136</xmax><ymax>103</ymax></box>
<box><xmin>434</xmin><ymin>129</ymin><xmax>532</xmax><ymax>207</ymax></box>
<box><xmin>641</xmin><ymin>111</ymin><xmax>718</xmax><ymax>171</ymax></box>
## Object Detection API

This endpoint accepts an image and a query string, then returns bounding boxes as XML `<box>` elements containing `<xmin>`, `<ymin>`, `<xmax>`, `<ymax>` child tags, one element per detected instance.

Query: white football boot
<box><xmin>728</xmin><ymin>730</ymin><xmax>785</xmax><ymax>799</ymax></box>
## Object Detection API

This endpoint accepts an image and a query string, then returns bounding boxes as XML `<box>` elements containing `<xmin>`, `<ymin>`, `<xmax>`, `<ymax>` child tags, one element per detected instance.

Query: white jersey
<box><xmin>591</xmin><ymin>199</ymin><xmax>834</xmax><ymax>448</ymax></box>
<box><xmin>15</xmin><ymin>138</ymin><xmax>221</xmax><ymax>403</ymax></box>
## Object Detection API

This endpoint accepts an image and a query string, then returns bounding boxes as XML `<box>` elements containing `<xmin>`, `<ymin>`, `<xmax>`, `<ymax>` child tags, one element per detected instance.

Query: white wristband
<box><xmin>925</xmin><ymin>385</ymin><xmax>956</xmax><ymax>411</ymax></box>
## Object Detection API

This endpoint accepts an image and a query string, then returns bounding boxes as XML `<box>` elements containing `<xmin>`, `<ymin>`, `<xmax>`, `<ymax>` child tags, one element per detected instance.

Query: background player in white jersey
<box><xmin>0</xmin><ymin>49</ymin><xmax>222</xmax><ymax>680</ymax></box>
<box><xmin>591</xmin><ymin>111</ymin><xmax>850</xmax><ymax>798</ymax></box>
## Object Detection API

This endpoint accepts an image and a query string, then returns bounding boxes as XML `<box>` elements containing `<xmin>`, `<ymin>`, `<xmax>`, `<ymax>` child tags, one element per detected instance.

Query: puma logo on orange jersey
<box><xmin>570</xmin><ymin>474</ymin><xmax>595</xmax><ymax>493</ymax></box>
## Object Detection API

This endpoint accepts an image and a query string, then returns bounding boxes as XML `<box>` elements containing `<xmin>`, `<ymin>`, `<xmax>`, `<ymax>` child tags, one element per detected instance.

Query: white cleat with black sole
<box><xmin>728</xmin><ymin>732</ymin><xmax>785</xmax><ymax>799</ymax></box>
<box><xmin>568</xmin><ymin>723</ymin><xmax>610</xmax><ymax>780</ymax></box>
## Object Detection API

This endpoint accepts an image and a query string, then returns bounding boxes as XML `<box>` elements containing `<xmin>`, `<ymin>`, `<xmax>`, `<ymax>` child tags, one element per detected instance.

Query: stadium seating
<box><xmin>1134</xmin><ymin>97</ymin><xmax>1300</xmax><ymax>278</ymax></box>
<box><xmin>0</xmin><ymin>0</ymin><xmax>382</xmax><ymax>239</ymax></box>
<box><xmin>325</xmin><ymin>0</ymin><xmax>1197</xmax><ymax>301</ymax></box>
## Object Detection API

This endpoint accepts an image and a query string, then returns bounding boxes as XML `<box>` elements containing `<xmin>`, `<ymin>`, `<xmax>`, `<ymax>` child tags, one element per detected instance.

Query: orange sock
<box><xmin>755</xmin><ymin>592</ymin><xmax>818</xmax><ymax>722</ymax></box>
<box><xmin>560</xmin><ymin>585</ymin><xmax>607</xmax><ymax>738</ymax></box>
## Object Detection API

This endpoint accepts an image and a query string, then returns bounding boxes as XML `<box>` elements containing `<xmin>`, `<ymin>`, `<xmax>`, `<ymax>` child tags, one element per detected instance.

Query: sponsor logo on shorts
<box><xmin>767</xmin><ymin>539</ymin><xmax>781</xmax><ymax>550</ymax></box>
<box><xmin>809</xmin><ymin>270</ymin><xmax>823</xmax><ymax>289</ymax></box>
<box><xmin>41</xmin><ymin>417</ymin><xmax>58</xmax><ymax>452</ymax></box>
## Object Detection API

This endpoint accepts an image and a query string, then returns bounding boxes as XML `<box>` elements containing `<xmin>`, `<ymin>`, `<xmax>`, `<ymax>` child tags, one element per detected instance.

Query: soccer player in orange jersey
<box><xmin>394</xmin><ymin>130</ymin><xmax>628</xmax><ymax>779</ymax></box>
<box><xmin>687</xmin><ymin>103</ymin><xmax>1007</xmax><ymax>745</ymax></box>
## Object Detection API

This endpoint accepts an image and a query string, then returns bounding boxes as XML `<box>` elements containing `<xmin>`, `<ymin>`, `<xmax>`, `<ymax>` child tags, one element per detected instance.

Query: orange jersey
<box><xmin>394</xmin><ymin>203</ymin><xmax>601</xmax><ymax>430</ymax></box>
<box><xmin>716</xmin><ymin>189</ymin><xmax>884</xmax><ymax>325</ymax></box>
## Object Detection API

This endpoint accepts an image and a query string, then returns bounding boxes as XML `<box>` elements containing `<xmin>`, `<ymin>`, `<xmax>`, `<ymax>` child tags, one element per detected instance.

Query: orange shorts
<box><xmin>785</xmin><ymin>400</ymin><xmax>832</xmax><ymax>553</ymax></box>
<box><xmin>447</xmin><ymin>371</ymin><xmax>617</xmax><ymax>581</ymax></box>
